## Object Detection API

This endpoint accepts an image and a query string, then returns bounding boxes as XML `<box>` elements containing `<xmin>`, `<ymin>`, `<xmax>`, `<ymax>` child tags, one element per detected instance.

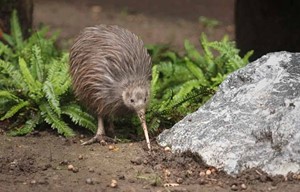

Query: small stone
<box><xmin>110</xmin><ymin>179</ymin><xmax>118</xmax><ymax>188</ymax></box>
<box><xmin>143</xmin><ymin>159</ymin><xmax>148</xmax><ymax>164</ymax></box>
<box><xmin>72</xmin><ymin>167</ymin><xmax>79</xmax><ymax>173</ymax></box>
<box><xmin>78</xmin><ymin>155</ymin><xmax>84</xmax><ymax>160</ymax></box>
<box><xmin>30</xmin><ymin>180</ymin><xmax>37</xmax><ymax>184</ymax></box>
<box><xmin>211</xmin><ymin>168</ymin><xmax>217</xmax><ymax>173</ymax></box>
<box><xmin>118</xmin><ymin>175</ymin><xmax>125</xmax><ymax>180</ymax></box>
<box><xmin>164</xmin><ymin>169</ymin><xmax>171</xmax><ymax>177</ymax></box>
<box><xmin>241</xmin><ymin>183</ymin><xmax>247</xmax><ymax>190</ymax></box>
<box><xmin>88</xmin><ymin>168</ymin><xmax>95</xmax><ymax>173</ymax></box>
<box><xmin>80</xmin><ymin>134</ymin><xmax>85</xmax><ymax>139</ymax></box>
<box><xmin>231</xmin><ymin>184</ymin><xmax>238</xmax><ymax>191</ymax></box>
<box><xmin>130</xmin><ymin>157</ymin><xmax>142</xmax><ymax>165</ymax></box>
<box><xmin>176</xmin><ymin>177</ymin><xmax>183</xmax><ymax>184</ymax></box>
<box><xmin>186</xmin><ymin>170</ymin><xmax>193</xmax><ymax>176</ymax></box>
<box><xmin>206</xmin><ymin>169</ymin><xmax>212</xmax><ymax>175</ymax></box>
<box><xmin>199</xmin><ymin>178</ymin><xmax>206</xmax><ymax>185</ymax></box>
<box><xmin>86</xmin><ymin>178</ymin><xmax>94</xmax><ymax>185</ymax></box>
<box><xmin>60</xmin><ymin>159</ymin><xmax>69</xmax><ymax>165</ymax></box>
<box><xmin>199</xmin><ymin>171</ymin><xmax>206</xmax><ymax>177</ymax></box>
<box><xmin>67</xmin><ymin>164</ymin><xmax>74</xmax><ymax>171</ymax></box>
<box><xmin>154</xmin><ymin>164</ymin><xmax>163</xmax><ymax>170</ymax></box>
<box><xmin>164</xmin><ymin>146</ymin><xmax>171</xmax><ymax>152</ymax></box>
<box><xmin>108</xmin><ymin>145</ymin><xmax>115</xmax><ymax>150</ymax></box>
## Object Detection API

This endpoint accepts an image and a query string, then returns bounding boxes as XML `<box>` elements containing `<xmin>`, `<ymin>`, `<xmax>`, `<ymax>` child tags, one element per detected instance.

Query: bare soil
<box><xmin>1</xmin><ymin>0</ymin><xmax>300</xmax><ymax>191</ymax></box>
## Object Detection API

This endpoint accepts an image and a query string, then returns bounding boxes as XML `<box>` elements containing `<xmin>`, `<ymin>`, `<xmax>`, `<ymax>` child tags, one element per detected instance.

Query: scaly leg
<box><xmin>81</xmin><ymin>116</ymin><xmax>115</xmax><ymax>145</ymax></box>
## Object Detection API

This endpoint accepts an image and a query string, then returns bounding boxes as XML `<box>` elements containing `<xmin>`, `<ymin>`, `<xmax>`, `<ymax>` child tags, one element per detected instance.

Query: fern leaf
<box><xmin>150</xmin><ymin>65</ymin><xmax>159</xmax><ymax>98</ymax></box>
<box><xmin>19</xmin><ymin>57</ymin><xmax>42</xmax><ymax>95</ymax></box>
<box><xmin>39</xmin><ymin>102</ymin><xmax>75</xmax><ymax>137</ymax></box>
<box><xmin>0</xmin><ymin>60</ymin><xmax>26</xmax><ymax>89</ymax></box>
<box><xmin>185</xmin><ymin>58</ymin><xmax>209</xmax><ymax>86</ymax></box>
<box><xmin>9</xmin><ymin>113</ymin><xmax>41</xmax><ymax>136</ymax></box>
<box><xmin>43</xmin><ymin>81</ymin><xmax>61</xmax><ymax>115</ymax></box>
<box><xmin>61</xmin><ymin>103</ymin><xmax>97</xmax><ymax>133</ymax></box>
<box><xmin>184</xmin><ymin>40</ymin><xmax>204</xmax><ymax>65</ymax></box>
<box><xmin>171</xmin><ymin>79</ymin><xmax>201</xmax><ymax>107</ymax></box>
<box><xmin>0</xmin><ymin>100</ymin><xmax>29</xmax><ymax>120</ymax></box>
<box><xmin>30</xmin><ymin>45</ymin><xmax>44</xmax><ymax>82</ymax></box>
<box><xmin>10</xmin><ymin>10</ymin><xmax>23</xmax><ymax>51</ymax></box>
<box><xmin>0</xmin><ymin>90</ymin><xmax>20</xmax><ymax>102</ymax></box>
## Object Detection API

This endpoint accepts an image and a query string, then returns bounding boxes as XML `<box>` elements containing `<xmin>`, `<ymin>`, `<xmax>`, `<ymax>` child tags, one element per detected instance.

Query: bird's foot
<box><xmin>81</xmin><ymin>134</ymin><xmax>115</xmax><ymax>146</ymax></box>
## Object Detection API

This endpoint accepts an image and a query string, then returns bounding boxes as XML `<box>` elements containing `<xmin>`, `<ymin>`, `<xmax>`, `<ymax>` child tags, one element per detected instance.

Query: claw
<box><xmin>81</xmin><ymin>134</ymin><xmax>115</xmax><ymax>145</ymax></box>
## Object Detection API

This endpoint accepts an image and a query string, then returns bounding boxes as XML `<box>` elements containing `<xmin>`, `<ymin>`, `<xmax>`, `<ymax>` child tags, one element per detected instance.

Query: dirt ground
<box><xmin>1</xmin><ymin>0</ymin><xmax>300</xmax><ymax>191</ymax></box>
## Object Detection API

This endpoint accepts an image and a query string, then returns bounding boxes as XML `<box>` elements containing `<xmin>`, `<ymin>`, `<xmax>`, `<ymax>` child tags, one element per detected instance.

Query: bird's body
<box><xmin>69</xmin><ymin>25</ymin><xmax>152</xmax><ymax>149</ymax></box>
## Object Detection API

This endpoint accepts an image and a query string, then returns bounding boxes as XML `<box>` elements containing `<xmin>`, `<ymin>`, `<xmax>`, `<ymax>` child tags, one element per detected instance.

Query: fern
<box><xmin>19</xmin><ymin>57</ymin><xmax>42</xmax><ymax>98</ymax></box>
<box><xmin>40</xmin><ymin>102</ymin><xmax>75</xmax><ymax>137</ymax></box>
<box><xmin>0</xmin><ymin>10</ymin><xmax>98</xmax><ymax>137</ymax></box>
<box><xmin>61</xmin><ymin>104</ymin><xmax>97</xmax><ymax>133</ymax></box>
<box><xmin>0</xmin><ymin>60</ymin><xmax>26</xmax><ymax>89</ymax></box>
<box><xmin>30</xmin><ymin>45</ymin><xmax>44</xmax><ymax>82</ymax></box>
<box><xmin>9</xmin><ymin>113</ymin><xmax>41</xmax><ymax>136</ymax></box>
<box><xmin>146</xmin><ymin>32</ymin><xmax>253</xmax><ymax>134</ymax></box>
<box><xmin>1</xmin><ymin>101</ymin><xmax>29</xmax><ymax>121</ymax></box>
<box><xmin>43</xmin><ymin>81</ymin><xmax>61</xmax><ymax>115</ymax></box>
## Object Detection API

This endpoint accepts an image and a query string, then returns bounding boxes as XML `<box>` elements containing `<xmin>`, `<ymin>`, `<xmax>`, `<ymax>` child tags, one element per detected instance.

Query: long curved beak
<box><xmin>137</xmin><ymin>108</ymin><xmax>151</xmax><ymax>151</ymax></box>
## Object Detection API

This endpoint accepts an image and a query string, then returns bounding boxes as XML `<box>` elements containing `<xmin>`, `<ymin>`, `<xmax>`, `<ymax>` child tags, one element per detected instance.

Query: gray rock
<box><xmin>157</xmin><ymin>52</ymin><xmax>300</xmax><ymax>176</ymax></box>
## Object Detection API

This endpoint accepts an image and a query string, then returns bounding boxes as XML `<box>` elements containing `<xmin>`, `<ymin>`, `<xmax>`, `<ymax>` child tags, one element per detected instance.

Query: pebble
<box><xmin>108</xmin><ymin>145</ymin><xmax>115</xmax><ymax>150</ymax></box>
<box><xmin>86</xmin><ymin>178</ymin><xmax>94</xmax><ymax>185</ymax></box>
<box><xmin>78</xmin><ymin>155</ymin><xmax>84</xmax><ymax>160</ymax></box>
<box><xmin>164</xmin><ymin>146</ymin><xmax>171</xmax><ymax>152</ymax></box>
<box><xmin>199</xmin><ymin>171</ymin><xmax>206</xmax><ymax>177</ymax></box>
<box><xmin>130</xmin><ymin>157</ymin><xmax>142</xmax><ymax>165</ymax></box>
<box><xmin>110</xmin><ymin>179</ymin><xmax>118</xmax><ymax>188</ymax></box>
<box><xmin>199</xmin><ymin>178</ymin><xmax>206</xmax><ymax>185</ymax></box>
<box><xmin>164</xmin><ymin>169</ymin><xmax>171</xmax><ymax>177</ymax></box>
<box><xmin>206</xmin><ymin>169</ymin><xmax>212</xmax><ymax>175</ymax></box>
<box><xmin>176</xmin><ymin>177</ymin><xmax>183</xmax><ymax>184</ymax></box>
<box><xmin>67</xmin><ymin>164</ymin><xmax>74</xmax><ymax>171</ymax></box>
<box><xmin>231</xmin><ymin>184</ymin><xmax>238</xmax><ymax>191</ymax></box>
<box><xmin>241</xmin><ymin>183</ymin><xmax>247</xmax><ymax>190</ymax></box>
<box><xmin>186</xmin><ymin>170</ymin><xmax>193</xmax><ymax>176</ymax></box>
<box><xmin>88</xmin><ymin>168</ymin><xmax>95</xmax><ymax>173</ymax></box>
<box><xmin>72</xmin><ymin>167</ymin><xmax>79</xmax><ymax>173</ymax></box>
<box><xmin>30</xmin><ymin>180</ymin><xmax>37</xmax><ymax>184</ymax></box>
<box><xmin>60</xmin><ymin>159</ymin><xmax>69</xmax><ymax>165</ymax></box>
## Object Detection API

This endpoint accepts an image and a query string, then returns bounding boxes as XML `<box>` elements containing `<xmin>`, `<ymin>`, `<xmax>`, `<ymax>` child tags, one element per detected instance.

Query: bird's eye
<box><xmin>130</xmin><ymin>99</ymin><xmax>134</xmax><ymax>103</ymax></box>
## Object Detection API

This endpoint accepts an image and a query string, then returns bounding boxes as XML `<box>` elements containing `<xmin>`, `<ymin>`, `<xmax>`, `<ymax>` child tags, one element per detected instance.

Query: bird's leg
<box><xmin>81</xmin><ymin>116</ymin><xmax>115</xmax><ymax>145</ymax></box>
<box><xmin>106</xmin><ymin>116</ymin><xmax>115</xmax><ymax>138</ymax></box>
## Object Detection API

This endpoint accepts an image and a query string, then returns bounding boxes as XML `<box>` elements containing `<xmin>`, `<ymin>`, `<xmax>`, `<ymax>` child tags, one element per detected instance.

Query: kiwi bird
<box><xmin>69</xmin><ymin>25</ymin><xmax>152</xmax><ymax>150</ymax></box>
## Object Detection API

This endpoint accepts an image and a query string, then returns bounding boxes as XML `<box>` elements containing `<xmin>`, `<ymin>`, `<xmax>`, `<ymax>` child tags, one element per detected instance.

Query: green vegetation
<box><xmin>145</xmin><ymin>34</ymin><xmax>252</xmax><ymax>134</ymax></box>
<box><xmin>0</xmin><ymin>10</ymin><xmax>96</xmax><ymax>136</ymax></box>
<box><xmin>0</xmin><ymin>10</ymin><xmax>252</xmax><ymax>138</ymax></box>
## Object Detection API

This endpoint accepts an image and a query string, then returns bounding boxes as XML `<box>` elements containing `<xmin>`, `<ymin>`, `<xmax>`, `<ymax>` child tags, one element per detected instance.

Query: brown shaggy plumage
<box><xmin>69</xmin><ymin>24</ymin><xmax>152</xmax><ymax>149</ymax></box>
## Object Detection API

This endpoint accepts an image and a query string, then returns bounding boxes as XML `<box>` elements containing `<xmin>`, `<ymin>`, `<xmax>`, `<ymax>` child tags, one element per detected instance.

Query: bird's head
<box><xmin>122</xmin><ymin>85</ymin><xmax>150</xmax><ymax>113</ymax></box>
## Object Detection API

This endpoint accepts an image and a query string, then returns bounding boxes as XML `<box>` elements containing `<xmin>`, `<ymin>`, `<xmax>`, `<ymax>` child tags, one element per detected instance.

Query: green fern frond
<box><xmin>30</xmin><ymin>45</ymin><xmax>44</xmax><ymax>82</ymax></box>
<box><xmin>19</xmin><ymin>57</ymin><xmax>42</xmax><ymax>96</ymax></box>
<box><xmin>185</xmin><ymin>58</ymin><xmax>209</xmax><ymax>86</ymax></box>
<box><xmin>0</xmin><ymin>60</ymin><xmax>26</xmax><ymax>89</ymax></box>
<box><xmin>171</xmin><ymin>79</ymin><xmax>201</xmax><ymax>107</ymax></box>
<box><xmin>43</xmin><ymin>81</ymin><xmax>61</xmax><ymax>115</ymax></box>
<box><xmin>9</xmin><ymin>113</ymin><xmax>41</xmax><ymax>136</ymax></box>
<box><xmin>61</xmin><ymin>103</ymin><xmax>97</xmax><ymax>133</ymax></box>
<box><xmin>10</xmin><ymin>10</ymin><xmax>23</xmax><ymax>51</ymax></box>
<box><xmin>0</xmin><ymin>90</ymin><xmax>20</xmax><ymax>102</ymax></box>
<box><xmin>39</xmin><ymin>102</ymin><xmax>75</xmax><ymax>137</ymax></box>
<box><xmin>0</xmin><ymin>100</ymin><xmax>29</xmax><ymax>120</ymax></box>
